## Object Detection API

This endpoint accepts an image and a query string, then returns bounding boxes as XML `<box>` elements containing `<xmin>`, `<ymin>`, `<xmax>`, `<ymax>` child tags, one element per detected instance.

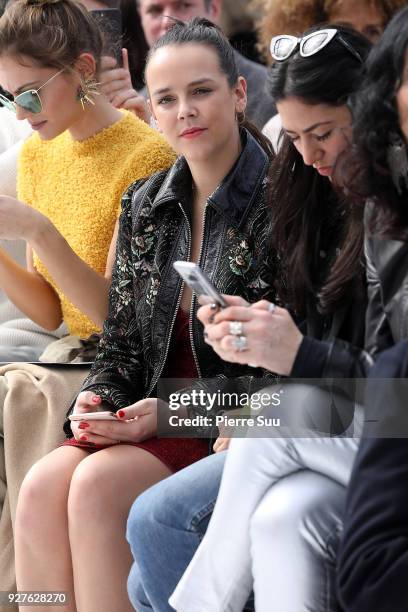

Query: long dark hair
<box><xmin>347</xmin><ymin>7</ymin><xmax>408</xmax><ymax>240</ymax></box>
<box><xmin>268</xmin><ymin>24</ymin><xmax>371</xmax><ymax>315</ymax></box>
<box><xmin>145</xmin><ymin>17</ymin><xmax>274</xmax><ymax>159</ymax></box>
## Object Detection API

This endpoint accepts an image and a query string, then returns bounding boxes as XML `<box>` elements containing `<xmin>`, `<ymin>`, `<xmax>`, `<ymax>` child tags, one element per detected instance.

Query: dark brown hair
<box><xmin>0</xmin><ymin>0</ymin><xmax>104</xmax><ymax>72</ymax></box>
<box><xmin>267</xmin><ymin>25</ymin><xmax>371</xmax><ymax>315</ymax></box>
<box><xmin>346</xmin><ymin>7</ymin><xmax>408</xmax><ymax>240</ymax></box>
<box><xmin>146</xmin><ymin>17</ymin><xmax>275</xmax><ymax>159</ymax></box>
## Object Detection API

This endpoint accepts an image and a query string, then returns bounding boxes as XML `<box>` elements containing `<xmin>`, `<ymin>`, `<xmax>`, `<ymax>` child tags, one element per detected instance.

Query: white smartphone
<box><xmin>173</xmin><ymin>261</ymin><xmax>228</xmax><ymax>308</ymax></box>
<box><xmin>69</xmin><ymin>411</ymin><xmax>119</xmax><ymax>421</ymax></box>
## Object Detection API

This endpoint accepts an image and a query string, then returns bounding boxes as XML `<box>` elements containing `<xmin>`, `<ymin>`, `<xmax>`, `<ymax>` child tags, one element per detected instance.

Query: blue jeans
<box><xmin>126</xmin><ymin>451</ymin><xmax>226</xmax><ymax>612</ymax></box>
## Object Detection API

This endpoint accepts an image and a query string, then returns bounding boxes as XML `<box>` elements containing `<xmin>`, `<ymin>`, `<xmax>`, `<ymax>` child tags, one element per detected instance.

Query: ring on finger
<box><xmin>229</xmin><ymin>320</ymin><xmax>243</xmax><ymax>336</ymax></box>
<box><xmin>233</xmin><ymin>335</ymin><xmax>248</xmax><ymax>352</ymax></box>
<box><xmin>268</xmin><ymin>302</ymin><xmax>277</xmax><ymax>314</ymax></box>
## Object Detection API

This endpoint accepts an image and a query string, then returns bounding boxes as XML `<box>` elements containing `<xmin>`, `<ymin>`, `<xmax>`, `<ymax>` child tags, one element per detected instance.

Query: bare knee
<box><xmin>16</xmin><ymin>455</ymin><xmax>69</xmax><ymax>535</ymax></box>
<box><xmin>68</xmin><ymin>458</ymin><xmax>109</xmax><ymax>527</ymax></box>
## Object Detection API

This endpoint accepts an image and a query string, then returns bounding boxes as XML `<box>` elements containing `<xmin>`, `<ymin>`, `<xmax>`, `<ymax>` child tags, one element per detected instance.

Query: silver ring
<box><xmin>249</xmin><ymin>363</ymin><xmax>258</xmax><ymax>368</ymax></box>
<box><xmin>233</xmin><ymin>335</ymin><xmax>248</xmax><ymax>352</ymax></box>
<box><xmin>268</xmin><ymin>302</ymin><xmax>277</xmax><ymax>313</ymax></box>
<box><xmin>229</xmin><ymin>321</ymin><xmax>243</xmax><ymax>336</ymax></box>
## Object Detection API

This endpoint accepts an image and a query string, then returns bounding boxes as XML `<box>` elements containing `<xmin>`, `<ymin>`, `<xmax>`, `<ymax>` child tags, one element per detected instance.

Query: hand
<box><xmin>71</xmin><ymin>396</ymin><xmax>159</xmax><ymax>445</ymax></box>
<box><xmin>199</xmin><ymin>299</ymin><xmax>303</xmax><ymax>376</ymax></box>
<box><xmin>197</xmin><ymin>294</ymin><xmax>249</xmax><ymax>326</ymax></box>
<box><xmin>100</xmin><ymin>49</ymin><xmax>150</xmax><ymax>123</ymax></box>
<box><xmin>0</xmin><ymin>195</ymin><xmax>45</xmax><ymax>241</ymax></box>
<box><xmin>213</xmin><ymin>436</ymin><xmax>231</xmax><ymax>453</ymax></box>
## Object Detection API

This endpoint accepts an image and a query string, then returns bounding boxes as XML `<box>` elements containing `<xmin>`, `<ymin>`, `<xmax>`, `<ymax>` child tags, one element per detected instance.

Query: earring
<box><xmin>76</xmin><ymin>75</ymin><xmax>100</xmax><ymax>110</ymax></box>
<box><xmin>236</xmin><ymin>110</ymin><xmax>246</xmax><ymax>126</ymax></box>
<box><xmin>386</xmin><ymin>132</ymin><xmax>408</xmax><ymax>195</ymax></box>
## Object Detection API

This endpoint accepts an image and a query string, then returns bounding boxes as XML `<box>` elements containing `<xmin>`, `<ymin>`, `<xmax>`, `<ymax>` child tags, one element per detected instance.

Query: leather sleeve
<box><xmin>364</xmin><ymin>233</ymin><xmax>394</xmax><ymax>357</ymax></box>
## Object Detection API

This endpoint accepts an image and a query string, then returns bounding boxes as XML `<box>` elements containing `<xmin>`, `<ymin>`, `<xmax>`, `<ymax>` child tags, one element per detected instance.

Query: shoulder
<box><xmin>115</xmin><ymin>113</ymin><xmax>176</xmax><ymax>179</ymax></box>
<box><xmin>120</xmin><ymin>165</ymin><xmax>172</xmax><ymax>217</ymax></box>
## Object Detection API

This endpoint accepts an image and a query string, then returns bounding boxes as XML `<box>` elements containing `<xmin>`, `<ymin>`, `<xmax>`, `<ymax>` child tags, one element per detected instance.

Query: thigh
<box><xmin>127</xmin><ymin>452</ymin><xmax>226</xmax><ymax>612</ymax></box>
<box><xmin>251</xmin><ymin>471</ymin><xmax>345</xmax><ymax>612</ymax></box>
<box><xmin>18</xmin><ymin>446</ymin><xmax>89</xmax><ymax>512</ymax></box>
<box><xmin>129</xmin><ymin>450</ymin><xmax>226</xmax><ymax>534</ymax></box>
<box><xmin>68</xmin><ymin>445</ymin><xmax>173</xmax><ymax>521</ymax></box>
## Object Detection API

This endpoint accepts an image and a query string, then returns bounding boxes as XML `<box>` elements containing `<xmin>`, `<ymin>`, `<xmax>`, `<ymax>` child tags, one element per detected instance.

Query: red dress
<box><xmin>63</xmin><ymin>309</ymin><xmax>209</xmax><ymax>472</ymax></box>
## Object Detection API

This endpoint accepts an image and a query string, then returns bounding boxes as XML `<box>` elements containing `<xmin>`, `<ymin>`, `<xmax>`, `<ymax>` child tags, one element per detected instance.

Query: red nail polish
<box><xmin>78</xmin><ymin>422</ymin><xmax>89</xmax><ymax>429</ymax></box>
<box><xmin>80</xmin><ymin>435</ymin><xmax>88</xmax><ymax>441</ymax></box>
<box><xmin>118</xmin><ymin>410</ymin><xmax>125</xmax><ymax>418</ymax></box>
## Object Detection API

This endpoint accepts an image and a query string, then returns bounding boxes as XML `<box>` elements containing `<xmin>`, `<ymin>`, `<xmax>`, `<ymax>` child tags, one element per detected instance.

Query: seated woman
<box><xmin>126</xmin><ymin>24</ymin><xmax>373</xmax><ymax>612</ymax></box>
<box><xmin>0</xmin><ymin>0</ymin><xmax>173</xmax><ymax>344</ymax></box>
<box><xmin>164</xmin><ymin>16</ymin><xmax>408</xmax><ymax>612</ymax></box>
<box><xmin>0</xmin><ymin>0</ymin><xmax>174</xmax><ymax>593</ymax></box>
<box><xmin>13</xmin><ymin>17</ymin><xmax>277</xmax><ymax>612</ymax></box>
<box><xmin>336</xmin><ymin>9</ymin><xmax>408</xmax><ymax>611</ymax></box>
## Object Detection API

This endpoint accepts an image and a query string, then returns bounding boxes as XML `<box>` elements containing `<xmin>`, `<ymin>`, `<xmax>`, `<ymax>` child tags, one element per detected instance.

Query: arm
<box><xmin>70</xmin><ymin>182</ymin><xmax>147</xmax><ymax>413</ymax></box>
<box><xmin>364</xmin><ymin>232</ymin><xmax>394</xmax><ymax>356</ymax></box>
<box><xmin>0</xmin><ymin>195</ymin><xmax>118</xmax><ymax>330</ymax></box>
<box><xmin>0</xmin><ymin>245</ymin><xmax>62</xmax><ymax>330</ymax></box>
<box><xmin>27</xmin><ymin>217</ymin><xmax>119</xmax><ymax>327</ymax></box>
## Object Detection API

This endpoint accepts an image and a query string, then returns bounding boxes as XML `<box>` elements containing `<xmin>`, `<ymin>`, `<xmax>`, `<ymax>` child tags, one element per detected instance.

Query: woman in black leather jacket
<box><xmin>336</xmin><ymin>8</ymin><xmax>408</xmax><ymax>611</ymax></box>
<box><xmin>175</xmin><ymin>16</ymin><xmax>408</xmax><ymax>612</ymax></box>
<box><xmin>128</xmin><ymin>26</ymin><xmax>374</xmax><ymax>612</ymax></box>
<box><xmin>12</xmin><ymin>19</ymin><xmax>277</xmax><ymax>611</ymax></box>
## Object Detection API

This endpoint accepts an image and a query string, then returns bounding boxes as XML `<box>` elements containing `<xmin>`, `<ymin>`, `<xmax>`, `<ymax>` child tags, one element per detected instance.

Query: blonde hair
<box><xmin>0</xmin><ymin>0</ymin><xmax>104</xmax><ymax>72</ymax></box>
<box><xmin>251</xmin><ymin>0</ymin><xmax>408</xmax><ymax>62</ymax></box>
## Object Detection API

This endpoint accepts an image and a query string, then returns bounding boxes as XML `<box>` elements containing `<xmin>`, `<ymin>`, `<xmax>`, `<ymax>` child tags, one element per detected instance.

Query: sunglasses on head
<box><xmin>0</xmin><ymin>69</ymin><xmax>64</xmax><ymax>114</ymax></box>
<box><xmin>270</xmin><ymin>28</ymin><xmax>363</xmax><ymax>64</ymax></box>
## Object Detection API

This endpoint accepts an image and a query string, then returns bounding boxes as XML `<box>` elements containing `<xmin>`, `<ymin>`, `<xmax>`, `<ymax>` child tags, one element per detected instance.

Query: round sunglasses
<box><xmin>270</xmin><ymin>29</ymin><xmax>363</xmax><ymax>64</ymax></box>
<box><xmin>0</xmin><ymin>69</ymin><xmax>64</xmax><ymax>114</ymax></box>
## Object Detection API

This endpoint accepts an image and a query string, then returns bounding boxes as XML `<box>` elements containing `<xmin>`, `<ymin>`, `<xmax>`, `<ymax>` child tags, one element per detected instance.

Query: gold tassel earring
<box><xmin>76</xmin><ymin>75</ymin><xmax>100</xmax><ymax>110</ymax></box>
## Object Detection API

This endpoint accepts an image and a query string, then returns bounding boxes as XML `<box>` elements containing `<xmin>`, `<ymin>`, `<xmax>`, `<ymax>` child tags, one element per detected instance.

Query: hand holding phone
<box><xmin>173</xmin><ymin>261</ymin><xmax>227</xmax><ymax>308</ymax></box>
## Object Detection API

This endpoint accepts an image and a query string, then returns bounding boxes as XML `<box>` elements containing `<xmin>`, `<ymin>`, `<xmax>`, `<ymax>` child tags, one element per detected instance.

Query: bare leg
<box><xmin>15</xmin><ymin>446</ymin><xmax>89</xmax><ymax>612</ymax></box>
<box><xmin>68</xmin><ymin>445</ymin><xmax>172</xmax><ymax>612</ymax></box>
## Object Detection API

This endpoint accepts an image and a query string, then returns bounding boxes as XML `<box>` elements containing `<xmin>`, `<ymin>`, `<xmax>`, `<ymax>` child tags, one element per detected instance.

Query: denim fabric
<box><xmin>126</xmin><ymin>452</ymin><xmax>226</xmax><ymax>611</ymax></box>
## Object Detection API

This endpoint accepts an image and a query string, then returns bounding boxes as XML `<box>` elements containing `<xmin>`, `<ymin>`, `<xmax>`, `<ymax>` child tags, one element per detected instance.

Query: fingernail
<box><xmin>78</xmin><ymin>422</ymin><xmax>89</xmax><ymax>429</ymax></box>
<box><xmin>92</xmin><ymin>396</ymin><xmax>100</xmax><ymax>403</ymax></box>
<box><xmin>118</xmin><ymin>410</ymin><xmax>125</xmax><ymax>418</ymax></box>
<box><xmin>80</xmin><ymin>435</ymin><xmax>88</xmax><ymax>441</ymax></box>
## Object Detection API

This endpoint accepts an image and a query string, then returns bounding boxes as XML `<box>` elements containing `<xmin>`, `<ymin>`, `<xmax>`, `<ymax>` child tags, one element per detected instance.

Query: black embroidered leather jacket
<box><xmin>64</xmin><ymin>130</ymin><xmax>277</xmax><ymax>433</ymax></box>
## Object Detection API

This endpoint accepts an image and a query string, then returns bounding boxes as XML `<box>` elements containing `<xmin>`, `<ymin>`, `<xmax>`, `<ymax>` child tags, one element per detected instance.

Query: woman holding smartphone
<box><xmin>14</xmin><ymin>17</ymin><xmax>276</xmax><ymax>612</ymax></box>
<box><xmin>0</xmin><ymin>0</ymin><xmax>174</xmax><ymax>596</ymax></box>
<box><xmin>127</xmin><ymin>24</ymin><xmax>374</xmax><ymax>612</ymax></box>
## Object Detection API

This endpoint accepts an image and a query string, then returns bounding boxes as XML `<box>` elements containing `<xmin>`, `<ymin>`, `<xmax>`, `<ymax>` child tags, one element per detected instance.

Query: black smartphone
<box><xmin>91</xmin><ymin>8</ymin><xmax>123</xmax><ymax>66</ymax></box>
<box><xmin>173</xmin><ymin>261</ymin><xmax>228</xmax><ymax>308</ymax></box>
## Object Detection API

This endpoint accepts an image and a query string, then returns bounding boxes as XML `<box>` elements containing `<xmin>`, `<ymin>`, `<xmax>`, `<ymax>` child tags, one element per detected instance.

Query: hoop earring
<box><xmin>387</xmin><ymin>132</ymin><xmax>408</xmax><ymax>195</ymax></box>
<box><xmin>76</xmin><ymin>75</ymin><xmax>100</xmax><ymax>110</ymax></box>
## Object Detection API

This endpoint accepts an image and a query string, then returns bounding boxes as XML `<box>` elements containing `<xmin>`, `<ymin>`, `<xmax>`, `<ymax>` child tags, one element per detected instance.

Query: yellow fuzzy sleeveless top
<box><xmin>17</xmin><ymin>111</ymin><xmax>175</xmax><ymax>338</ymax></box>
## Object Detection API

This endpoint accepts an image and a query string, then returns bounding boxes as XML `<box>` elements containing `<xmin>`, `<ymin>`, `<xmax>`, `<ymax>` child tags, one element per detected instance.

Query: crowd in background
<box><xmin>0</xmin><ymin>1</ymin><xmax>408</xmax><ymax>612</ymax></box>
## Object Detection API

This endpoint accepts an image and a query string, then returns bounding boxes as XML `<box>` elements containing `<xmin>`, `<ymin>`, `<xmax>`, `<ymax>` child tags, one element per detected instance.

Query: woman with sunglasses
<box><xmin>125</xmin><ymin>25</ymin><xmax>373</xmax><ymax>612</ymax></box>
<box><xmin>0</xmin><ymin>0</ymin><xmax>174</xmax><ymax>343</ymax></box>
<box><xmin>0</xmin><ymin>0</ymin><xmax>174</xmax><ymax>595</ymax></box>
<box><xmin>13</xmin><ymin>17</ymin><xmax>277</xmax><ymax>612</ymax></box>
<box><xmin>257</xmin><ymin>0</ymin><xmax>405</xmax><ymax>145</ymax></box>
